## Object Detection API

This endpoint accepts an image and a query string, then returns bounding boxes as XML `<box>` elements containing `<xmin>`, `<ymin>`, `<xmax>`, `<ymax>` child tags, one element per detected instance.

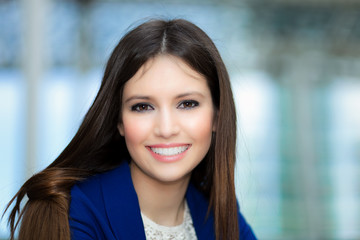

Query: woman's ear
<box><xmin>117</xmin><ymin>123</ymin><xmax>125</xmax><ymax>136</ymax></box>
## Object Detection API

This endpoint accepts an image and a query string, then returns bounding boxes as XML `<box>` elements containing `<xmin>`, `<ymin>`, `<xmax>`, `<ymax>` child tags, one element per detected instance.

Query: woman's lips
<box><xmin>146</xmin><ymin>144</ymin><xmax>191</xmax><ymax>162</ymax></box>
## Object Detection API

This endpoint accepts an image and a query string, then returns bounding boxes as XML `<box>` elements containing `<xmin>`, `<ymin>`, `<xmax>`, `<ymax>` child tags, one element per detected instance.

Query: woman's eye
<box><xmin>178</xmin><ymin>100</ymin><xmax>199</xmax><ymax>109</ymax></box>
<box><xmin>131</xmin><ymin>103</ymin><xmax>153</xmax><ymax>112</ymax></box>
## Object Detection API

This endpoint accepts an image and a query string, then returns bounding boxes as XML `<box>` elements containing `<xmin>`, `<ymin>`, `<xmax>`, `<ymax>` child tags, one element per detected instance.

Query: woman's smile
<box><xmin>146</xmin><ymin>144</ymin><xmax>192</xmax><ymax>162</ymax></box>
<box><xmin>148</xmin><ymin>144</ymin><xmax>191</xmax><ymax>156</ymax></box>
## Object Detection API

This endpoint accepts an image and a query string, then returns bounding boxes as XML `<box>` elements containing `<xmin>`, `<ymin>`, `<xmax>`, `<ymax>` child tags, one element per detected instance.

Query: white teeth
<box><xmin>150</xmin><ymin>146</ymin><xmax>189</xmax><ymax>156</ymax></box>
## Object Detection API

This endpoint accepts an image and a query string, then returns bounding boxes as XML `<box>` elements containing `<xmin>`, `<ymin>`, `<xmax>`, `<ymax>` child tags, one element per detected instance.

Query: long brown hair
<box><xmin>4</xmin><ymin>19</ymin><xmax>238</xmax><ymax>240</ymax></box>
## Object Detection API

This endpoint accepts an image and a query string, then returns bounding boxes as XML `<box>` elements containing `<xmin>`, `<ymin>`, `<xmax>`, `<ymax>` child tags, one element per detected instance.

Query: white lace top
<box><xmin>140</xmin><ymin>202</ymin><xmax>198</xmax><ymax>240</ymax></box>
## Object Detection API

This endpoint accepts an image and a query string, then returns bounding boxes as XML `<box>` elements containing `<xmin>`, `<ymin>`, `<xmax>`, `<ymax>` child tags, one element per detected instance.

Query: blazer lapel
<box><xmin>99</xmin><ymin>163</ymin><xmax>215</xmax><ymax>240</ymax></box>
<box><xmin>186</xmin><ymin>184</ymin><xmax>215</xmax><ymax>240</ymax></box>
<box><xmin>101</xmin><ymin>162</ymin><xmax>146</xmax><ymax>240</ymax></box>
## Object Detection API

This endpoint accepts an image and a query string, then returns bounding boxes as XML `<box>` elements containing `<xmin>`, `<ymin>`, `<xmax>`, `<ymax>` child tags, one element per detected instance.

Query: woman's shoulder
<box><xmin>69</xmin><ymin>162</ymin><xmax>132</xmax><ymax>222</ymax></box>
<box><xmin>69</xmin><ymin>170</ymin><xmax>114</xmax><ymax>239</ymax></box>
<box><xmin>71</xmin><ymin>162</ymin><xmax>129</xmax><ymax>198</ymax></box>
<box><xmin>237</xmin><ymin>210</ymin><xmax>257</xmax><ymax>239</ymax></box>
<box><xmin>69</xmin><ymin>161</ymin><xmax>145</xmax><ymax>239</ymax></box>
<box><xmin>186</xmin><ymin>185</ymin><xmax>257</xmax><ymax>239</ymax></box>
<box><xmin>69</xmin><ymin>165</ymin><xmax>126</xmax><ymax>221</ymax></box>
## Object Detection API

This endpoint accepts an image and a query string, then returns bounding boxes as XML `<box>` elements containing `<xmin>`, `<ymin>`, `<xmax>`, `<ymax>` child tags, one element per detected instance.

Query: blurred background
<box><xmin>1</xmin><ymin>0</ymin><xmax>360</xmax><ymax>239</ymax></box>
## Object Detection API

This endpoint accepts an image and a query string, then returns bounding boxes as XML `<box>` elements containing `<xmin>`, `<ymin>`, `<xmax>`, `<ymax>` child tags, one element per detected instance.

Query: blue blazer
<box><xmin>69</xmin><ymin>162</ymin><xmax>257</xmax><ymax>239</ymax></box>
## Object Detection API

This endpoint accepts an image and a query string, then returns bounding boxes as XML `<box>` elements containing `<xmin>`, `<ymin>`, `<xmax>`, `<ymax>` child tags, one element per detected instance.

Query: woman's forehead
<box><xmin>122</xmin><ymin>55</ymin><xmax>211</xmax><ymax>101</ymax></box>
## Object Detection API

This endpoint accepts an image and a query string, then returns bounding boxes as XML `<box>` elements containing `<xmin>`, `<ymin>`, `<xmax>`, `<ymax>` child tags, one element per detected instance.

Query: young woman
<box><xmin>5</xmin><ymin>19</ymin><xmax>257</xmax><ymax>240</ymax></box>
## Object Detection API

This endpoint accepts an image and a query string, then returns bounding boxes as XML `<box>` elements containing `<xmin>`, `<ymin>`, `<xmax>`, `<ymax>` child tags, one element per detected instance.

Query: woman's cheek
<box><xmin>123</xmin><ymin>116</ymin><xmax>153</xmax><ymax>142</ymax></box>
<box><xmin>182</xmin><ymin>110</ymin><xmax>214</xmax><ymax>140</ymax></box>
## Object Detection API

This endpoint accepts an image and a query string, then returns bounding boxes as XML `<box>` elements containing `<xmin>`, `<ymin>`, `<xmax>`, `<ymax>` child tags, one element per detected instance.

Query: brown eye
<box><xmin>178</xmin><ymin>100</ymin><xmax>199</xmax><ymax>109</ymax></box>
<box><xmin>183</xmin><ymin>102</ymin><xmax>193</xmax><ymax>108</ymax></box>
<box><xmin>131</xmin><ymin>103</ymin><xmax>153</xmax><ymax>112</ymax></box>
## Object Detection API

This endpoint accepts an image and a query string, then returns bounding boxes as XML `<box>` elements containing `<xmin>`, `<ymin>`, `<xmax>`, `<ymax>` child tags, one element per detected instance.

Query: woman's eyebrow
<box><xmin>124</xmin><ymin>95</ymin><xmax>150</xmax><ymax>103</ymax></box>
<box><xmin>176</xmin><ymin>91</ymin><xmax>205</xmax><ymax>99</ymax></box>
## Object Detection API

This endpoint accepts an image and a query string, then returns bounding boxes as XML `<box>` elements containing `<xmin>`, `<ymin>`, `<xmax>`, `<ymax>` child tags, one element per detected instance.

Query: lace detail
<box><xmin>141</xmin><ymin>201</ymin><xmax>198</xmax><ymax>240</ymax></box>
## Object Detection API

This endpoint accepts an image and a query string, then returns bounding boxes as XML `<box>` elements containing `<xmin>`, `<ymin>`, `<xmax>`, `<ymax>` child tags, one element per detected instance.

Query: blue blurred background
<box><xmin>1</xmin><ymin>0</ymin><xmax>360</xmax><ymax>239</ymax></box>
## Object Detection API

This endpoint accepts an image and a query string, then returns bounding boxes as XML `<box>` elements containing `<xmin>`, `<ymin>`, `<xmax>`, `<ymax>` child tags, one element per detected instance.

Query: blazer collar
<box><xmin>101</xmin><ymin>162</ymin><xmax>215</xmax><ymax>240</ymax></box>
<box><xmin>101</xmin><ymin>162</ymin><xmax>146</xmax><ymax>239</ymax></box>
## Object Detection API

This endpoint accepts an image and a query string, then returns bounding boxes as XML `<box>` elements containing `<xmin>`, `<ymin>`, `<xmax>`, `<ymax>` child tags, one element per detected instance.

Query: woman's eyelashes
<box><xmin>177</xmin><ymin>100</ymin><xmax>199</xmax><ymax>109</ymax></box>
<box><xmin>130</xmin><ymin>100</ymin><xmax>199</xmax><ymax>112</ymax></box>
<box><xmin>131</xmin><ymin>103</ymin><xmax>154</xmax><ymax>112</ymax></box>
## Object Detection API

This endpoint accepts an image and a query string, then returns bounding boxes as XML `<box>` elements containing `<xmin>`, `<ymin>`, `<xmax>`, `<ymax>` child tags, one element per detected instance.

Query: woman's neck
<box><xmin>130</xmin><ymin>161</ymin><xmax>191</xmax><ymax>226</ymax></box>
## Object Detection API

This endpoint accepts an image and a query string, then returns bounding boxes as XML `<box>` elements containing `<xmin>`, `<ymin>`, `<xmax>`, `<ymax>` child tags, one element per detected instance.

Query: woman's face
<box><xmin>118</xmin><ymin>55</ymin><xmax>216</xmax><ymax>185</ymax></box>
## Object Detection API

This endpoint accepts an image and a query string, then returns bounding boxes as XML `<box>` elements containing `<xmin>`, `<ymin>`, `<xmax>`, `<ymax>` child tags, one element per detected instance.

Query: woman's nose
<box><xmin>154</xmin><ymin>109</ymin><xmax>180</xmax><ymax>138</ymax></box>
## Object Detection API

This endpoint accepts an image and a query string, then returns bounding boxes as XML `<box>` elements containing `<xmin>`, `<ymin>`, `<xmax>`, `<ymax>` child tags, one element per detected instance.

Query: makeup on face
<box><xmin>119</xmin><ymin>55</ymin><xmax>216</xmax><ymax>184</ymax></box>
